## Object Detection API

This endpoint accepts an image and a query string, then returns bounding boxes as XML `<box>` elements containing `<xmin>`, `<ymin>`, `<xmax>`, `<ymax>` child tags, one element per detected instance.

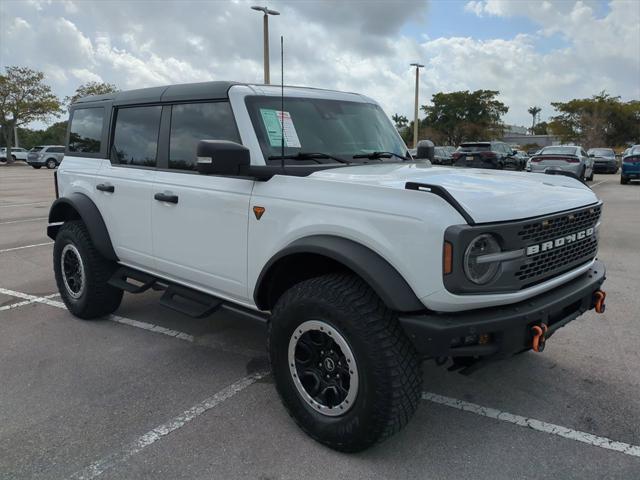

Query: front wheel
<box><xmin>269</xmin><ymin>273</ymin><xmax>422</xmax><ymax>452</ymax></box>
<box><xmin>46</xmin><ymin>158</ymin><xmax>57</xmax><ymax>169</ymax></box>
<box><xmin>53</xmin><ymin>221</ymin><xmax>123</xmax><ymax>319</ymax></box>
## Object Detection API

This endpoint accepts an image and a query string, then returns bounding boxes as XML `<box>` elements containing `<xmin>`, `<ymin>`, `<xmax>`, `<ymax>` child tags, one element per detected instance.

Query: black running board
<box><xmin>108</xmin><ymin>265</ymin><xmax>268</xmax><ymax>322</ymax></box>
<box><xmin>160</xmin><ymin>283</ymin><xmax>222</xmax><ymax>318</ymax></box>
<box><xmin>109</xmin><ymin>267</ymin><xmax>156</xmax><ymax>293</ymax></box>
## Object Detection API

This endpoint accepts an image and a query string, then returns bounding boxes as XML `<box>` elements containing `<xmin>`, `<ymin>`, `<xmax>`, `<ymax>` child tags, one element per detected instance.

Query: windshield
<box><xmin>541</xmin><ymin>146</ymin><xmax>578</xmax><ymax>155</ymax></box>
<box><xmin>631</xmin><ymin>146</ymin><xmax>640</xmax><ymax>155</ymax></box>
<box><xmin>588</xmin><ymin>148</ymin><xmax>615</xmax><ymax>157</ymax></box>
<box><xmin>245</xmin><ymin>96</ymin><xmax>407</xmax><ymax>163</ymax></box>
<box><xmin>458</xmin><ymin>143</ymin><xmax>491</xmax><ymax>152</ymax></box>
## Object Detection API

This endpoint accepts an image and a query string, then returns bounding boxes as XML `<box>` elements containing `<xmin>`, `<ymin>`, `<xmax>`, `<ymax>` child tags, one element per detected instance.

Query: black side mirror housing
<box><xmin>196</xmin><ymin>140</ymin><xmax>250</xmax><ymax>176</ymax></box>
<box><xmin>416</xmin><ymin>140</ymin><xmax>435</xmax><ymax>161</ymax></box>
<box><xmin>512</xmin><ymin>149</ymin><xmax>518</xmax><ymax>155</ymax></box>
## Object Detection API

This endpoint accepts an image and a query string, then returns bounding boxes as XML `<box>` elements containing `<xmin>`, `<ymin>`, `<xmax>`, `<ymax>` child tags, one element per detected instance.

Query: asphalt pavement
<box><xmin>1</xmin><ymin>161</ymin><xmax>638</xmax><ymax>479</ymax></box>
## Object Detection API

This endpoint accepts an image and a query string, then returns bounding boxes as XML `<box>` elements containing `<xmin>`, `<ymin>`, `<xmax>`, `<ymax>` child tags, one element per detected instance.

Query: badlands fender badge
<box><xmin>526</xmin><ymin>227</ymin><xmax>594</xmax><ymax>256</ymax></box>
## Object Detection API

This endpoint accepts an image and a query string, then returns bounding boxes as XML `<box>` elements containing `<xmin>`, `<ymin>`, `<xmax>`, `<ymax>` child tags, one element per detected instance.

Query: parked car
<box><xmin>48</xmin><ymin>81</ymin><xmax>606</xmax><ymax>452</ymax></box>
<box><xmin>451</xmin><ymin>141</ymin><xmax>519</xmax><ymax>170</ymax></box>
<box><xmin>529</xmin><ymin>145</ymin><xmax>594</xmax><ymax>181</ymax></box>
<box><xmin>588</xmin><ymin>148</ymin><xmax>618</xmax><ymax>174</ymax></box>
<box><xmin>27</xmin><ymin>145</ymin><xmax>65</xmax><ymax>169</ymax></box>
<box><xmin>0</xmin><ymin>147</ymin><xmax>29</xmax><ymax>162</ymax></box>
<box><xmin>432</xmin><ymin>146</ymin><xmax>453</xmax><ymax>165</ymax></box>
<box><xmin>621</xmin><ymin>145</ymin><xmax>640</xmax><ymax>184</ymax></box>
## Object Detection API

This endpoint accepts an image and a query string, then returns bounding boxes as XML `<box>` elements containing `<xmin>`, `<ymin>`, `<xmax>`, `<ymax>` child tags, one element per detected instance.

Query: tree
<box><xmin>550</xmin><ymin>91</ymin><xmax>640</xmax><ymax>148</ymax></box>
<box><xmin>391</xmin><ymin>113</ymin><xmax>408</xmax><ymax>130</ymax></box>
<box><xmin>65</xmin><ymin>81</ymin><xmax>118</xmax><ymax>106</ymax></box>
<box><xmin>421</xmin><ymin>90</ymin><xmax>508</xmax><ymax>146</ymax></box>
<box><xmin>532</xmin><ymin>121</ymin><xmax>548</xmax><ymax>135</ymax></box>
<box><xmin>0</xmin><ymin>66</ymin><xmax>62</xmax><ymax>162</ymax></box>
<box><xmin>527</xmin><ymin>106</ymin><xmax>541</xmax><ymax>132</ymax></box>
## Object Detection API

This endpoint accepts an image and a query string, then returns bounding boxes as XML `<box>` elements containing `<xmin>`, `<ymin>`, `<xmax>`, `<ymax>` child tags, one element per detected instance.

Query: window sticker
<box><xmin>259</xmin><ymin>109</ymin><xmax>302</xmax><ymax>148</ymax></box>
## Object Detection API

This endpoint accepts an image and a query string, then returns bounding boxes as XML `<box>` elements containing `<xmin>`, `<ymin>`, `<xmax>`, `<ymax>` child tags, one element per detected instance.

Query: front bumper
<box><xmin>399</xmin><ymin>260</ymin><xmax>606</xmax><ymax>359</ymax></box>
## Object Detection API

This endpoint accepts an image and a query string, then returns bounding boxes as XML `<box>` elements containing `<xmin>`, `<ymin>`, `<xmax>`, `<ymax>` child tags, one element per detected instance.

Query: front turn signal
<box><xmin>443</xmin><ymin>241</ymin><xmax>453</xmax><ymax>275</ymax></box>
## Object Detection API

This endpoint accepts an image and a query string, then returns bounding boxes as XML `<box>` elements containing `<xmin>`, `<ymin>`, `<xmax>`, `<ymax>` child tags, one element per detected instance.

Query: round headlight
<box><xmin>463</xmin><ymin>234</ymin><xmax>501</xmax><ymax>285</ymax></box>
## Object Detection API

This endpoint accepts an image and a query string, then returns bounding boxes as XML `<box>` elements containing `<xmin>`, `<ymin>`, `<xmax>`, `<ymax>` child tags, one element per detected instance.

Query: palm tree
<box><xmin>391</xmin><ymin>113</ymin><xmax>409</xmax><ymax>129</ymax></box>
<box><xmin>528</xmin><ymin>106</ymin><xmax>541</xmax><ymax>132</ymax></box>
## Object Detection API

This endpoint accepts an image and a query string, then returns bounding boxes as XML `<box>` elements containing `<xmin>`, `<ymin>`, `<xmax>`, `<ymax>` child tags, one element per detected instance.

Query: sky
<box><xmin>1</xmin><ymin>0</ymin><xmax>639</xmax><ymax>129</ymax></box>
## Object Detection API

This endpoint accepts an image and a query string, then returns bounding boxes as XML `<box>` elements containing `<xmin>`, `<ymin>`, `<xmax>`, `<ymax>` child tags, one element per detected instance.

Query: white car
<box><xmin>47</xmin><ymin>81</ymin><xmax>607</xmax><ymax>452</ymax></box>
<box><xmin>0</xmin><ymin>147</ymin><xmax>29</xmax><ymax>162</ymax></box>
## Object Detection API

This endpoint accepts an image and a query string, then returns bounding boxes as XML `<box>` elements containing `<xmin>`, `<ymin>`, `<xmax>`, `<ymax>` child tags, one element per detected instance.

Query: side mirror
<box><xmin>588</xmin><ymin>153</ymin><xmax>595</xmax><ymax>157</ymax></box>
<box><xmin>416</xmin><ymin>140</ymin><xmax>435</xmax><ymax>161</ymax></box>
<box><xmin>512</xmin><ymin>149</ymin><xmax>518</xmax><ymax>155</ymax></box>
<box><xmin>196</xmin><ymin>140</ymin><xmax>250</xmax><ymax>176</ymax></box>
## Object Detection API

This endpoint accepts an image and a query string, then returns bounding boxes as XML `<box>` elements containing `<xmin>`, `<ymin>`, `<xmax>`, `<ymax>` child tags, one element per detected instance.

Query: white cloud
<box><xmin>0</xmin><ymin>0</ymin><xmax>638</xmax><ymax>129</ymax></box>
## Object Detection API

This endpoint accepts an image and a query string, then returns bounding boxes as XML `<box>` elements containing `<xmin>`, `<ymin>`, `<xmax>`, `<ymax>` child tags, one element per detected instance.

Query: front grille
<box><xmin>517</xmin><ymin>205</ymin><xmax>601</xmax><ymax>243</ymax></box>
<box><xmin>516</xmin><ymin>236</ymin><xmax>598</xmax><ymax>283</ymax></box>
<box><xmin>514</xmin><ymin>205</ymin><xmax>601</xmax><ymax>287</ymax></box>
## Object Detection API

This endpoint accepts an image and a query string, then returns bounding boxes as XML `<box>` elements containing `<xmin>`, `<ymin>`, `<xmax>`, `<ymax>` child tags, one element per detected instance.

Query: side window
<box><xmin>50</xmin><ymin>147</ymin><xmax>65</xmax><ymax>153</ymax></box>
<box><xmin>112</xmin><ymin>106</ymin><xmax>162</xmax><ymax>167</ymax></box>
<box><xmin>169</xmin><ymin>102</ymin><xmax>240</xmax><ymax>171</ymax></box>
<box><xmin>68</xmin><ymin>107</ymin><xmax>104</xmax><ymax>153</ymax></box>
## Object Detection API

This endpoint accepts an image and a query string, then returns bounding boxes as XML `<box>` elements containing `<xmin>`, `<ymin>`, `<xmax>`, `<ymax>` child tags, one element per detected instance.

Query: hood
<box><xmin>310</xmin><ymin>163</ymin><xmax>599</xmax><ymax>224</ymax></box>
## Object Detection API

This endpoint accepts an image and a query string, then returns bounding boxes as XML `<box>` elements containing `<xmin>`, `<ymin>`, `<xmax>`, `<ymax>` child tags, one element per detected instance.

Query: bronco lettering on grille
<box><xmin>526</xmin><ymin>227</ymin><xmax>594</xmax><ymax>256</ymax></box>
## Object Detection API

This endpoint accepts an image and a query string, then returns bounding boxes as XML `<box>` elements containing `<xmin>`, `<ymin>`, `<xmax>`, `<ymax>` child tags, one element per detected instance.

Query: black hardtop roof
<box><xmin>73</xmin><ymin>81</ymin><xmax>239</xmax><ymax>106</ymax></box>
<box><xmin>72</xmin><ymin>81</ymin><xmax>363</xmax><ymax>107</ymax></box>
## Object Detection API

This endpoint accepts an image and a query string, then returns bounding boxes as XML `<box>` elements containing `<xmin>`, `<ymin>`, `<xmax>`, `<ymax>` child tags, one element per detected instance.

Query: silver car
<box><xmin>26</xmin><ymin>145</ymin><xmax>65</xmax><ymax>169</ymax></box>
<box><xmin>529</xmin><ymin>145</ymin><xmax>594</xmax><ymax>181</ymax></box>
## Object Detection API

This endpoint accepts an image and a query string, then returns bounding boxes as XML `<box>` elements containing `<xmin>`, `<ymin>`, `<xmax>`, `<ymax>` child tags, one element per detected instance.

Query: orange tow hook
<box><xmin>531</xmin><ymin>323</ymin><xmax>548</xmax><ymax>353</ymax></box>
<box><xmin>594</xmin><ymin>290</ymin><xmax>606</xmax><ymax>314</ymax></box>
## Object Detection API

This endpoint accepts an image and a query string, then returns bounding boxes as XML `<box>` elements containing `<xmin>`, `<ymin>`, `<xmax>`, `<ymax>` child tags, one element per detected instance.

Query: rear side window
<box><xmin>168</xmin><ymin>102</ymin><xmax>239</xmax><ymax>171</ymax></box>
<box><xmin>69</xmin><ymin>107</ymin><xmax>104</xmax><ymax>153</ymax></box>
<box><xmin>48</xmin><ymin>147</ymin><xmax>65</xmax><ymax>153</ymax></box>
<box><xmin>112</xmin><ymin>106</ymin><xmax>162</xmax><ymax>167</ymax></box>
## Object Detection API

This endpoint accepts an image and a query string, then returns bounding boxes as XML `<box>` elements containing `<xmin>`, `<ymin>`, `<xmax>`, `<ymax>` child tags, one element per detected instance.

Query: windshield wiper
<box><xmin>352</xmin><ymin>151</ymin><xmax>409</xmax><ymax>161</ymax></box>
<box><xmin>268</xmin><ymin>152</ymin><xmax>348</xmax><ymax>164</ymax></box>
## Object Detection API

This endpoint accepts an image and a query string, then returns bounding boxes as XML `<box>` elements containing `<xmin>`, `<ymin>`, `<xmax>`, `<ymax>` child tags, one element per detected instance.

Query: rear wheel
<box><xmin>269</xmin><ymin>273</ymin><xmax>422</xmax><ymax>452</ymax></box>
<box><xmin>11</xmin><ymin>155</ymin><xmax>16</xmax><ymax>162</ymax></box>
<box><xmin>621</xmin><ymin>176</ymin><xmax>628</xmax><ymax>185</ymax></box>
<box><xmin>53</xmin><ymin>221</ymin><xmax>123</xmax><ymax>319</ymax></box>
<box><xmin>45</xmin><ymin>158</ymin><xmax>57</xmax><ymax>169</ymax></box>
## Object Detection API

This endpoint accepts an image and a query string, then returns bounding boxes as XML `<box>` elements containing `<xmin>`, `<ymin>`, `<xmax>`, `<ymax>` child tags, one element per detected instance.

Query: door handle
<box><xmin>154</xmin><ymin>192</ymin><xmax>179</xmax><ymax>204</ymax></box>
<box><xmin>96</xmin><ymin>183</ymin><xmax>115</xmax><ymax>193</ymax></box>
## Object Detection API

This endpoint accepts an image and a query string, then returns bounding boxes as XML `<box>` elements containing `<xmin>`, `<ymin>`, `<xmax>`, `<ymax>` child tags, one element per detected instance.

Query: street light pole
<box><xmin>251</xmin><ymin>6</ymin><xmax>280</xmax><ymax>84</ymax></box>
<box><xmin>410</xmin><ymin>63</ymin><xmax>424</xmax><ymax>148</ymax></box>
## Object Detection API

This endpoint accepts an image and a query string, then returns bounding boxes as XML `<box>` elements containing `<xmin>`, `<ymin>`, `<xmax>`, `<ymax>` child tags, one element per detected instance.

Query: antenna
<box><xmin>280</xmin><ymin>35</ymin><xmax>285</xmax><ymax>164</ymax></box>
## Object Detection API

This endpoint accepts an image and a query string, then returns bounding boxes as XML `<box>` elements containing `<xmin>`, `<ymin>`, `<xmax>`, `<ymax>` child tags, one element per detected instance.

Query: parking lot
<box><xmin>1</xmin><ymin>162</ymin><xmax>638</xmax><ymax>479</ymax></box>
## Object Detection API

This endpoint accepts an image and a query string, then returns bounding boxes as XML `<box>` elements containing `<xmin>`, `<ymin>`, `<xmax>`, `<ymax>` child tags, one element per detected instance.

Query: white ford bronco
<box><xmin>48</xmin><ymin>81</ymin><xmax>607</xmax><ymax>452</ymax></box>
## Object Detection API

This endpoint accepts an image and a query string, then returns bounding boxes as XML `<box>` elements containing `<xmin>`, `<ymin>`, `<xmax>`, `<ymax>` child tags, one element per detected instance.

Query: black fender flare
<box><xmin>47</xmin><ymin>193</ymin><xmax>118</xmax><ymax>261</ymax></box>
<box><xmin>254</xmin><ymin>235</ymin><xmax>424</xmax><ymax>312</ymax></box>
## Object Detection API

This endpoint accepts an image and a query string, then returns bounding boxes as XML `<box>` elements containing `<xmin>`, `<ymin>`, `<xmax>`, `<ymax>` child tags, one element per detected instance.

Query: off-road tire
<box><xmin>53</xmin><ymin>220</ymin><xmax>123</xmax><ymax>319</ymax></box>
<box><xmin>269</xmin><ymin>273</ymin><xmax>422</xmax><ymax>452</ymax></box>
<box><xmin>46</xmin><ymin>158</ymin><xmax>57</xmax><ymax>169</ymax></box>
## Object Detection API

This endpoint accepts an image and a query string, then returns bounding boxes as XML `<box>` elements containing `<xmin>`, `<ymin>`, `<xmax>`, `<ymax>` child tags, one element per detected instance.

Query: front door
<box><xmin>150</xmin><ymin>101</ymin><xmax>253</xmax><ymax>302</ymax></box>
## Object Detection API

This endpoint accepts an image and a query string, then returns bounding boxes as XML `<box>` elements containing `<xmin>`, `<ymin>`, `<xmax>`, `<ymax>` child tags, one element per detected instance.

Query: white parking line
<box><xmin>0</xmin><ymin>293</ymin><xmax>59</xmax><ymax>312</ymax></box>
<box><xmin>0</xmin><ymin>217</ymin><xmax>48</xmax><ymax>225</ymax></box>
<box><xmin>422</xmin><ymin>392</ymin><xmax>640</xmax><ymax>457</ymax></box>
<box><xmin>68</xmin><ymin>371</ymin><xmax>269</xmax><ymax>480</ymax></box>
<box><xmin>0</xmin><ymin>287</ymin><xmax>262</xmax><ymax>357</ymax></box>
<box><xmin>590</xmin><ymin>180</ymin><xmax>607</xmax><ymax>188</ymax></box>
<box><xmin>0</xmin><ymin>201</ymin><xmax>48</xmax><ymax>208</ymax></box>
<box><xmin>0</xmin><ymin>242</ymin><xmax>53</xmax><ymax>253</ymax></box>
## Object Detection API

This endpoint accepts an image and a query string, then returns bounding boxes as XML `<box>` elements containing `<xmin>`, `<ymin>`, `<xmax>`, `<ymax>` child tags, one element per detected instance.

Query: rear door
<box><xmin>151</xmin><ymin>101</ymin><xmax>253</xmax><ymax>302</ymax></box>
<box><xmin>93</xmin><ymin>105</ymin><xmax>161</xmax><ymax>270</ymax></box>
